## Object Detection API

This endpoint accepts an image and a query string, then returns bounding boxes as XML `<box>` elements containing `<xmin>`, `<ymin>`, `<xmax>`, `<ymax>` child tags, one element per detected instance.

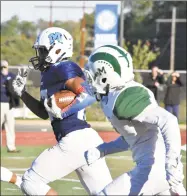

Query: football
<box><xmin>52</xmin><ymin>90</ymin><xmax>76</xmax><ymax>110</ymax></box>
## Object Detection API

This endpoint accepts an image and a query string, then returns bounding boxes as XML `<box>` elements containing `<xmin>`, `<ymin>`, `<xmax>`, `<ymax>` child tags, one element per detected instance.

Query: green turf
<box><xmin>1</xmin><ymin>146</ymin><xmax>186</xmax><ymax>195</ymax></box>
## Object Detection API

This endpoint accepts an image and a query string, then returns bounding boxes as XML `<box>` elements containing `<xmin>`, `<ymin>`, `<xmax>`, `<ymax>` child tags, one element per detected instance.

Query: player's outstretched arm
<box><xmin>134</xmin><ymin>106</ymin><xmax>181</xmax><ymax>161</ymax></box>
<box><xmin>12</xmin><ymin>68</ymin><xmax>48</xmax><ymax>119</ymax></box>
<box><xmin>97</xmin><ymin>136</ymin><xmax>130</xmax><ymax>156</ymax></box>
<box><xmin>85</xmin><ymin>136</ymin><xmax>129</xmax><ymax>165</ymax></box>
<box><xmin>134</xmin><ymin>105</ymin><xmax>185</xmax><ymax>192</ymax></box>
<box><xmin>60</xmin><ymin>76</ymin><xmax>96</xmax><ymax>118</ymax></box>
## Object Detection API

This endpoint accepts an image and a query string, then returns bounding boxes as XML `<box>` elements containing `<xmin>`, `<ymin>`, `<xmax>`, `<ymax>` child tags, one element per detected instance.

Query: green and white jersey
<box><xmin>100</xmin><ymin>80</ymin><xmax>164</xmax><ymax>163</ymax></box>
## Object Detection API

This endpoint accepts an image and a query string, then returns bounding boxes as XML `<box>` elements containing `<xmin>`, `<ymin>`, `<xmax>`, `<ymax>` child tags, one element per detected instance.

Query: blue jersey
<box><xmin>40</xmin><ymin>61</ymin><xmax>90</xmax><ymax>141</ymax></box>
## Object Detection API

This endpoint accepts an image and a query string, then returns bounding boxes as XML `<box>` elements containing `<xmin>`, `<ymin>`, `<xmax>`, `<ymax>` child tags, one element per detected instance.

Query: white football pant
<box><xmin>21</xmin><ymin>128</ymin><xmax>112</xmax><ymax>195</ymax></box>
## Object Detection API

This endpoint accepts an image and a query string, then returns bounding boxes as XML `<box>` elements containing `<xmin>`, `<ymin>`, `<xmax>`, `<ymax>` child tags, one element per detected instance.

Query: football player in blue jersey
<box><xmin>12</xmin><ymin>27</ymin><xmax>112</xmax><ymax>196</ymax></box>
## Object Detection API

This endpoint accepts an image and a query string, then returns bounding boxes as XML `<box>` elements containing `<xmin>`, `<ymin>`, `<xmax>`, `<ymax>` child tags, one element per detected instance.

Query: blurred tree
<box><xmin>84</xmin><ymin>12</ymin><xmax>95</xmax><ymax>61</ymax></box>
<box><xmin>146</xmin><ymin>1</ymin><xmax>186</xmax><ymax>23</ymax></box>
<box><xmin>131</xmin><ymin>0</ymin><xmax>153</xmax><ymax>23</ymax></box>
<box><xmin>19</xmin><ymin>21</ymin><xmax>37</xmax><ymax>39</ymax></box>
<box><xmin>124</xmin><ymin>1</ymin><xmax>186</xmax><ymax>40</ymax></box>
<box><xmin>3</xmin><ymin>3</ymin><xmax>185</xmax><ymax>68</ymax></box>
<box><xmin>124</xmin><ymin>39</ymin><xmax>160</xmax><ymax>83</ymax></box>
<box><xmin>85</xmin><ymin>12</ymin><xmax>95</xmax><ymax>29</ymax></box>
<box><xmin>1</xmin><ymin>36</ymin><xmax>34</xmax><ymax>65</ymax></box>
<box><xmin>123</xmin><ymin>1</ymin><xmax>186</xmax><ymax>70</ymax></box>
<box><xmin>36</xmin><ymin>19</ymin><xmax>49</xmax><ymax>31</ymax></box>
<box><xmin>1</xmin><ymin>15</ymin><xmax>20</xmax><ymax>36</ymax></box>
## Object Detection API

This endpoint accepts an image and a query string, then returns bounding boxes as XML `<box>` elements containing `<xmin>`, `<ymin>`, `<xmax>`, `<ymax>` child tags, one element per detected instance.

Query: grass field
<box><xmin>1</xmin><ymin>145</ymin><xmax>186</xmax><ymax>195</ymax></box>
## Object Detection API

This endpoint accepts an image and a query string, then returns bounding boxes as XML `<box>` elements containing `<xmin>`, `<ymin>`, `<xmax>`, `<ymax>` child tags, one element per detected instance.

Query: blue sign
<box><xmin>94</xmin><ymin>4</ymin><xmax>118</xmax><ymax>48</ymax></box>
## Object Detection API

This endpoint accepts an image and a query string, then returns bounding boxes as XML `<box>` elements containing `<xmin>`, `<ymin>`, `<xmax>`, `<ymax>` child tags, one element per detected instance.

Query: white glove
<box><xmin>84</xmin><ymin>147</ymin><xmax>101</xmax><ymax>165</ymax></box>
<box><xmin>170</xmin><ymin>183</ymin><xmax>186</xmax><ymax>196</ymax></box>
<box><xmin>166</xmin><ymin>155</ymin><xmax>184</xmax><ymax>188</ymax></box>
<box><xmin>44</xmin><ymin>95</ymin><xmax>62</xmax><ymax>119</ymax></box>
<box><xmin>12</xmin><ymin>68</ymin><xmax>28</xmax><ymax>97</ymax></box>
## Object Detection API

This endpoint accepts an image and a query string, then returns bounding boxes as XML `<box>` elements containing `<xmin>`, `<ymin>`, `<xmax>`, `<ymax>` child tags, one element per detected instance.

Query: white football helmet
<box><xmin>84</xmin><ymin>45</ymin><xmax>134</xmax><ymax>96</ymax></box>
<box><xmin>29</xmin><ymin>27</ymin><xmax>73</xmax><ymax>71</ymax></box>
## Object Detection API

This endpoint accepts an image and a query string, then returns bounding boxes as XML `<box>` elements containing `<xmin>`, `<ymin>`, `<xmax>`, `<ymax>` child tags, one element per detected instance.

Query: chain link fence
<box><xmin>8</xmin><ymin>66</ymin><xmax>186</xmax><ymax>123</ymax></box>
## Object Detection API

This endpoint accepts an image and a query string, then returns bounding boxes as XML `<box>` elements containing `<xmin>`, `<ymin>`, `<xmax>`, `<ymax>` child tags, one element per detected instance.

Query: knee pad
<box><xmin>21</xmin><ymin>169</ymin><xmax>51</xmax><ymax>196</ymax></box>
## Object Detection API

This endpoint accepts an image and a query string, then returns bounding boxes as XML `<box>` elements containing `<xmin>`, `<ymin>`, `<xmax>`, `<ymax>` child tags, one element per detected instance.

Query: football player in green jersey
<box><xmin>83</xmin><ymin>45</ymin><xmax>186</xmax><ymax>195</ymax></box>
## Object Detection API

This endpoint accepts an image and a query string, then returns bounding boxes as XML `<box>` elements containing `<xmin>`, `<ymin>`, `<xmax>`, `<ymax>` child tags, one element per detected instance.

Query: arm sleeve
<box><xmin>97</xmin><ymin>136</ymin><xmax>130</xmax><ymax>157</ymax></box>
<box><xmin>61</xmin><ymin>82</ymin><xmax>96</xmax><ymax>118</ymax></box>
<box><xmin>134</xmin><ymin>106</ymin><xmax>181</xmax><ymax>162</ymax></box>
<box><xmin>21</xmin><ymin>91</ymin><xmax>49</xmax><ymax>120</ymax></box>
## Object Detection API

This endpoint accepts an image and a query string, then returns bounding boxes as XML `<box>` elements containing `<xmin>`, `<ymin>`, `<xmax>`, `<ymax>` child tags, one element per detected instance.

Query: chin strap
<box><xmin>95</xmin><ymin>84</ymin><xmax>110</xmax><ymax>101</ymax></box>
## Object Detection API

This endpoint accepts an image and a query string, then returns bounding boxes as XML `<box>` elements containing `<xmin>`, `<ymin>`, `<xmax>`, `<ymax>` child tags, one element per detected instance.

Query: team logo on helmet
<box><xmin>48</xmin><ymin>32</ymin><xmax>62</xmax><ymax>45</ymax></box>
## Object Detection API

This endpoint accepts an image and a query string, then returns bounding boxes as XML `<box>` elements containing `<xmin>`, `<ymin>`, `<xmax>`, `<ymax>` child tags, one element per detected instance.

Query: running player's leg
<box><xmin>97</xmin><ymin>162</ymin><xmax>169</xmax><ymax>195</ymax></box>
<box><xmin>21</xmin><ymin>168</ymin><xmax>58</xmax><ymax>196</ymax></box>
<box><xmin>21</xmin><ymin>144</ymin><xmax>76</xmax><ymax>196</ymax></box>
<box><xmin>1</xmin><ymin>167</ymin><xmax>22</xmax><ymax>188</ymax></box>
<box><xmin>97</xmin><ymin>131</ymin><xmax>169</xmax><ymax>195</ymax></box>
<box><xmin>76</xmin><ymin>157</ymin><xmax>112</xmax><ymax>195</ymax></box>
<box><xmin>73</xmin><ymin>127</ymin><xmax>112</xmax><ymax>194</ymax></box>
<box><xmin>21</xmin><ymin>128</ymin><xmax>108</xmax><ymax>196</ymax></box>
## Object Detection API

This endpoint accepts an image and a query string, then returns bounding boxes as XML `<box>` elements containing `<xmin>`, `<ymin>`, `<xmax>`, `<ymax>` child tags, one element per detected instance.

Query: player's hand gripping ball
<box><xmin>48</xmin><ymin>90</ymin><xmax>76</xmax><ymax>110</ymax></box>
<box><xmin>44</xmin><ymin>90</ymin><xmax>76</xmax><ymax>119</ymax></box>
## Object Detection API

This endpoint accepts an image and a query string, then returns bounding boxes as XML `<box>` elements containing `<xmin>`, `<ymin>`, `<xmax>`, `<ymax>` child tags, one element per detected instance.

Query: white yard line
<box><xmin>9</xmin><ymin>168</ymin><xmax>29</xmax><ymax>171</ymax></box>
<box><xmin>16</xmin><ymin>173</ymin><xmax>80</xmax><ymax>182</ymax></box>
<box><xmin>3</xmin><ymin>154</ymin><xmax>186</xmax><ymax>163</ymax></box>
<box><xmin>6</xmin><ymin>168</ymin><xmax>80</xmax><ymax>183</ymax></box>
<box><xmin>4</xmin><ymin>156</ymin><xmax>35</xmax><ymax>159</ymax></box>
<box><xmin>106</xmin><ymin>155</ymin><xmax>132</xmax><ymax>160</ymax></box>
<box><xmin>3</xmin><ymin>155</ymin><xmax>133</xmax><ymax>161</ymax></box>
<box><xmin>72</xmin><ymin>187</ymin><xmax>84</xmax><ymax>190</ymax></box>
<box><xmin>4</xmin><ymin>186</ymin><xmax>84</xmax><ymax>192</ymax></box>
<box><xmin>59</xmin><ymin>178</ymin><xmax>80</xmax><ymax>182</ymax></box>
<box><xmin>4</xmin><ymin>188</ymin><xmax>19</xmax><ymax>191</ymax></box>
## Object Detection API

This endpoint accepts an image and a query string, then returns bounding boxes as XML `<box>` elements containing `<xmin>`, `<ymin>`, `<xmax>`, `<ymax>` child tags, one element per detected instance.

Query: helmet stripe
<box><xmin>103</xmin><ymin>45</ymin><xmax>130</xmax><ymax>67</ymax></box>
<box><xmin>90</xmin><ymin>52</ymin><xmax>121</xmax><ymax>76</ymax></box>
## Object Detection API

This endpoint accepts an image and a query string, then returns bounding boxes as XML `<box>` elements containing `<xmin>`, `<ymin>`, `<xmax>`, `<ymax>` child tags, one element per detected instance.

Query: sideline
<box><xmin>15</xmin><ymin>119</ymin><xmax>186</xmax><ymax>130</ymax></box>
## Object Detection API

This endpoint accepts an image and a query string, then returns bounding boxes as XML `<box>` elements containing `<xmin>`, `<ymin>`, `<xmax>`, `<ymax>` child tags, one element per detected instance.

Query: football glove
<box><xmin>12</xmin><ymin>68</ymin><xmax>28</xmax><ymax>97</ymax></box>
<box><xmin>44</xmin><ymin>95</ymin><xmax>62</xmax><ymax>120</ymax></box>
<box><xmin>166</xmin><ymin>155</ymin><xmax>184</xmax><ymax>188</ymax></box>
<box><xmin>84</xmin><ymin>147</ymin><xmax>102</xmax><ymax>165</ymax></box>
<box><xmin>170</xmin><ymin>183</ymin><xmax>186</xmax><ymax>196</ymax></box>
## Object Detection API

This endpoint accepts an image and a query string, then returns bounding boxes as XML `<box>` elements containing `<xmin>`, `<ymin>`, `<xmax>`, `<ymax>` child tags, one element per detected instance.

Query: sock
<box><xmin>15</xmin><ymin>175</ymin><xmax>22</xmax><ymax>188</ymax></box>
